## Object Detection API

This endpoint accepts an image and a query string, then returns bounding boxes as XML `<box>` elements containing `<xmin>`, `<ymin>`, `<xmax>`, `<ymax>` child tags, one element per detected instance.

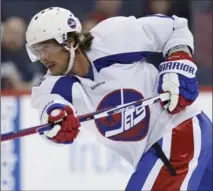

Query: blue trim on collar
<box><xmin>83</xmin><ymin>63</ymin><xmax>94</xmax><ymax>80</ymax></box>
<box><xmin>145</xmin><ymin>14</ymin><xmax>174</xmax><ymax>20</ymax></box>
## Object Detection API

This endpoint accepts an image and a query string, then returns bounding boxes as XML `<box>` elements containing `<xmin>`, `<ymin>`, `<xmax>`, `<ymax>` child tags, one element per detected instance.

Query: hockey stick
<box><xmin>1</xmin><ymin>92</ymin><xmax>170</xmax><ymax>142</ymax></box>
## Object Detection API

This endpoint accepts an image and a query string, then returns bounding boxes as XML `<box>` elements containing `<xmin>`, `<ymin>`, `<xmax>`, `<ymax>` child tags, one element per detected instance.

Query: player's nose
<box><xmin>40</xmin><ymin>52</ymin><xmax>49</xmax><ymax>63</ymax></box>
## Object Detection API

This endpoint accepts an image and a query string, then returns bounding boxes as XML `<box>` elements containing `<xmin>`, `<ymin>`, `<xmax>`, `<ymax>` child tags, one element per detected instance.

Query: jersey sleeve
<box><xmin>136</xmin><ymin>14</ymin><xmax>194</xmax><ymax>56</ymax></box>
<box><xmin>88</xmin><ymin>15</ymin><xmax>194</xmax><ymax>72</ymax></box>
<box><xmin>31</xmin><ymin>74</ymin><xmax>81</xmax><ymax>124</ymax></box>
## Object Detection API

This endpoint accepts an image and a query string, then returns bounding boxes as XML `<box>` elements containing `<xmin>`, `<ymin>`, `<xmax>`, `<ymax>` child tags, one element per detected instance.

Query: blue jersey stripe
<box><xmin>187</xmin><ymin>112</ymin><xmax>213</xmax><ymax>190</ymax></box>
<box><xmin>51</xmin><ymin>76</ymin><xmax>80</xmax><ymax>103</ymax></box>
<box><xmin>125</xmin><ymin>139</ymin><xmax>163</xmax><ymax>190</ymax></box>
<box><xmin>93</xmin><ymin>51</ymin><xmax>155</xmax><ymax>72</ymax></box>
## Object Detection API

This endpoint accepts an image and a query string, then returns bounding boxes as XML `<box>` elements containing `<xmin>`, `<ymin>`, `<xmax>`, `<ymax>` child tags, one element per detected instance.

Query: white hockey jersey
<box><xmin>31</xmin><ymin>15</ymin><xmax>201</xmax><ymax>168</ymax></box>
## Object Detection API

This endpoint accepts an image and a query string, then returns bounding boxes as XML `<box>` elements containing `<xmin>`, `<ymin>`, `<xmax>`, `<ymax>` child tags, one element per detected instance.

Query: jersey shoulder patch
<box><xmin>32</xmin><ymin>75</ymin><xmax>62</xmax><ymax>93</ymax></box>
<box><xmin>34</xmin><ymin>76</ymin><xmax>47</xmax><ymax>87</ymax></box>
<box><xmin>32</xmin><ymin>74</ymin><xmax>80</xmax><ymax>104</ymax></box>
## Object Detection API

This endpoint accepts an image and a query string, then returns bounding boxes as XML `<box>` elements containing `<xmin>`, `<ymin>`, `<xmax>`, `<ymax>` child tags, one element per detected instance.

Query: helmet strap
<box><xmin>64</xmin><ymin>43</ymin><xmax>79</xmax><ymax>75</ymax></box>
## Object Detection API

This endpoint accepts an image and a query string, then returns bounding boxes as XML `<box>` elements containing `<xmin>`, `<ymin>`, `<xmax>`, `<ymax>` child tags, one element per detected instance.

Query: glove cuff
<box><xmin>159</xmin><ymin>60</ymin><xmax>197</xmax><ymax>78</ymax></box>
<box><xmin>40</xmin><ymin>100</ymin><xmax>77</xmax><ymax>124</ymax></box>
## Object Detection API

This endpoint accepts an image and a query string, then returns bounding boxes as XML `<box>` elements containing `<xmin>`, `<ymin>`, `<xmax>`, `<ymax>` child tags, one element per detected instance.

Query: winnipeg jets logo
<box><xmin>105</xmin><ymin>105</ymin><xmax>146</xmax><ymax>138</ymax></box>
<box><xmin>67</xmin><ymin>18</ymin><xmax>76</xmax><ymax>28</ymax></box>
<box><xmin>103</xmin><ymin>115</ymin><xmax>117</xmax><ymax>126</ymax></box>
<box><xmin>95</xmin><ymin>89</ymin><xmax>150</xmax><ymax>141</ymax></box>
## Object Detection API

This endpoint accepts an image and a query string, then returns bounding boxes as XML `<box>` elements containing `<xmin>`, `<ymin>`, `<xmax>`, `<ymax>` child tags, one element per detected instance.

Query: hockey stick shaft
<box><xmin>1</xmin><ymin>92</ymin><xmax>170</xmax><ymax>142</ymax></box>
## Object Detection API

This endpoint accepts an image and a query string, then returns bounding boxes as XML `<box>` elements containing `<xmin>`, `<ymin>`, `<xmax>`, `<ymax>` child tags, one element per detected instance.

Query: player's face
<box><xmin>36</xmin><ymin>40</ymin><xmax>69</xmax><ymax>75</ymax></box>
<box><xmin>35</xmin><ymin>40</ymin><xmax>90</xmax><ymax>76</ymax></box>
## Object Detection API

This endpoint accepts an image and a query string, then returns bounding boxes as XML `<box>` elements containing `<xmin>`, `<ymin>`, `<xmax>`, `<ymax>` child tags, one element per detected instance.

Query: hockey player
<box><xmin>26</xmin><ymin>7</ymin><xmax>212</xmax><ymax>191</ymax></box>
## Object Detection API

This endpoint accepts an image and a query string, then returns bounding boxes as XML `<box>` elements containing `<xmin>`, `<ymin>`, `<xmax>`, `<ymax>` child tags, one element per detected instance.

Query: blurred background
<box><xmin>1</xmin><ymin>0</ymin><xmax>212</xmax><ymax>191</ymax></box>
<box><xmin>1</xmin><ymin>0</ymin><xmax>212</xmax><ymax>91</ymax></box>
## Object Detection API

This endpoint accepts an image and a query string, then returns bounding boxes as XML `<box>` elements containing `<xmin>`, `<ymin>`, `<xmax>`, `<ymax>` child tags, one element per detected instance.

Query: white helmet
<box><xmin>26</xmin><ymin>7</ymin><xmax>82</xmax><ymax>74</ymax></box>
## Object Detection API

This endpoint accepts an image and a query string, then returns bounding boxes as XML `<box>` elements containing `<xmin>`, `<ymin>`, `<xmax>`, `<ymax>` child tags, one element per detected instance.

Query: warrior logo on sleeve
<box><xmin>95</xmin><ymin>89</ymin><xmax>150</xmax><ymax>141</ymax></box>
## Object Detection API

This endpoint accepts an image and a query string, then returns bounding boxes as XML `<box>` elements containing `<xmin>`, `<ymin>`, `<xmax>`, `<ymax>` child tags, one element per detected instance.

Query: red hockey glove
<box><xmin>40</xmin><ymin>103</ymin><xmax>80</xmax><ymax>144</ymax></box>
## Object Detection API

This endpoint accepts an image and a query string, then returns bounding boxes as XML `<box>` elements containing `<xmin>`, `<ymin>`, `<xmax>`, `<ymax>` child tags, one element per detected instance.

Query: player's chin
<box><xmin>49</xmin><ymin>68</ymin><xmax>65</xmax><ymax>76</ymax></box>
